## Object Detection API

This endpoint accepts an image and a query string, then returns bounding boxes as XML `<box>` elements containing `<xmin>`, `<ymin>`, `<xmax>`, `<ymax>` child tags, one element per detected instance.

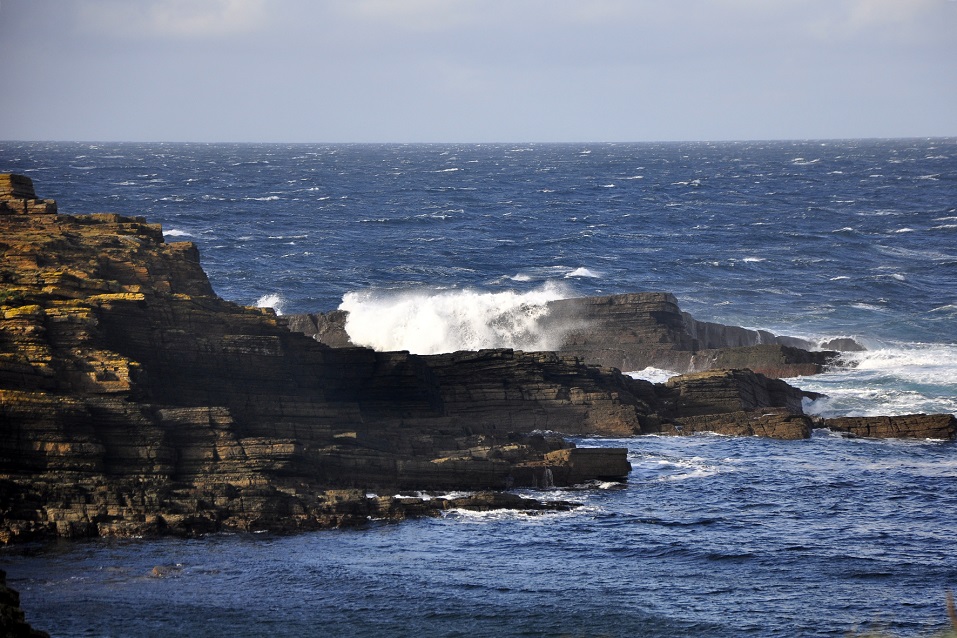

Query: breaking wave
<box><xmin>798</xmin><ymin>342</ymin><xmax>957</xmax><ymax>418</ymax></box>
<box><xmin>339</xmin><ymin>282</ymin><xmax>580</xmax><ymax>354</ymax></box>
<box><xmin>256</xmin><ymin>293</ymin><xmax>286</xmax><ymax>315</ymax></box>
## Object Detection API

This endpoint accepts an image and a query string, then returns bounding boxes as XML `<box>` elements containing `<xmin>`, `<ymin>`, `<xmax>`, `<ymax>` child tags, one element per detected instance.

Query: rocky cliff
<box><xmin>0</xmin><ymin>175</ymin><xmax>646</xmax><ymax>543</ymax></box>
<box><xmin>289</xmin><ymin>291</ymin><xmax>847</xmax><ymax>379</ymax></box>
<box><xmin>1</xmin><ymin>175</ymin><xmax>951</xmax><ymax>545</ymax></box>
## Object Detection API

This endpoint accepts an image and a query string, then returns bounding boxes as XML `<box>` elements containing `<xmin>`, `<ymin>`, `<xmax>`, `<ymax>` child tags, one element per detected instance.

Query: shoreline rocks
<box><xmin>1</xmin><ymin>174</ymin><xmax>953</xmax><ymax>546</ymax></box>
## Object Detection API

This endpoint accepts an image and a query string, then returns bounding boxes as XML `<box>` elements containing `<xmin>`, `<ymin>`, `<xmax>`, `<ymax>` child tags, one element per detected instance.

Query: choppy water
<box><xmin>2</xmin><ymin>140</ymin><xmax>956</xmax><ymax>636</ymax></box>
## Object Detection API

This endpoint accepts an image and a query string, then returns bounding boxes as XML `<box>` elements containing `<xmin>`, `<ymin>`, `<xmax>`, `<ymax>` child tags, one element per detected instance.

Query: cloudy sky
<box><xmin>1</xmin><ymin>0</ymin><xmax>955</xmax><ymax>143</ymax></box>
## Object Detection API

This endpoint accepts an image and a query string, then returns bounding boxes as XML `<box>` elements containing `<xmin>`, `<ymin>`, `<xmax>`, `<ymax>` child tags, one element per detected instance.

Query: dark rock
<box><xmin>0</xmin><ymin>174</ymin><xmax>902</xmax><ymax>545</ymax></box>
<box><xmin>646</xmin><ymin>409</ymin><xmax>813</xmax><ymax>440</ymax></box>
<box><xmin>282</xmin><ymin>310</ymin><xmax>352</xmax><ymax>347</ymax></box>
<box><xmin>686</xmin><ymin>344</ymin><xmax>838</xmax><ymax>378</ymax></box>
<box><xmin>0</xmin><ymin>569</ymin><xmax>49</xmax><ymax>638</ymax></box>
<box><xmin>662</xmin><ymin>369</ymin><xmax>814</xmax><ymax>416</ymax></box>
<box><xmin>822</xmin><ymin>414</ymin><xmax>957</xmax><ymax>440</ymax></box>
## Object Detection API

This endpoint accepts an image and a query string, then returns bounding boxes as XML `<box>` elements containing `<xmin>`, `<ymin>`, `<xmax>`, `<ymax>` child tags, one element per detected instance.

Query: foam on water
<box><xmin>339</xmin><ymin>281</ymin><xmax>578</xmax><ymax>354</ymax></box>
<box><xmin>798</xmin><ymin>342</ymin><xmax>957</xmax><ymax>417</ymax></box>
<box><xmin>255</xmin><ymin>293</ymin><xmax>286</xmax><ymax>315</ymax></box>
<box><xmin>626</xmin><ymin>367</ymin><xmax>681</xmax><ymax>384</ymax></box>
<box><xmin>565</xmin><ymin>267</ymin><xmax>602</xmax><ymax>278</ymax></box>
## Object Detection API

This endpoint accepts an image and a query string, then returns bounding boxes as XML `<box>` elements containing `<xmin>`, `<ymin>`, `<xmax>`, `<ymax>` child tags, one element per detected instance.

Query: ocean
<box><xmin>1</xmin><ymin>139</ymin><xmax>956</xmax><ymax>636</ymax></box>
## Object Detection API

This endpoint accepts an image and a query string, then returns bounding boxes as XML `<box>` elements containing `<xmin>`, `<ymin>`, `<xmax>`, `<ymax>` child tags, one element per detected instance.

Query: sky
<box><xmin>1</xmin><ymin>0</ymin><xmax>955</xmax><ymax>143</ymax></box>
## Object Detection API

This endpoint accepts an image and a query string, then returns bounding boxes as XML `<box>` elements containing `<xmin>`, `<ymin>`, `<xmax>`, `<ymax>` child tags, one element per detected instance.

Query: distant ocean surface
<box><xmin>2</xmin><ymin>140</ymin><xmax>956</xmax><ymax>637</ymax></box>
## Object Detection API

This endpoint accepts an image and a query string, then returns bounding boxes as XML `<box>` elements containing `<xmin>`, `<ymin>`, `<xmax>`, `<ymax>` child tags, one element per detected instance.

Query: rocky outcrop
<box><xmin>2</xmin><ymin>175</ymin><xmax>943</xmax><ymax>545</ymax></box>
<box><xmin>0</xmin><ymin>174</ymin><xmax>56</xmax><ymax>216</ymax></box>
<box><xmin>822</xmin><ymin>414</ymin><xmax>957</xmax><ymax>440</ymax></box>
<box><xmin>0</xmin><ymin>175</ymin><xmax>641</xmax><ymax>543</ymax></box>
<box><xmin>291</xmin><ymin>291</ymin><xmax>850</xmax><ymax>379</ymax></box>
<box><xmin>0</xmin><ymin>570</ymin><xmax>48</xmax><ymax>638</ymax></box>
<box><xmin>636</xmin><ymin>369</ymin><xmax>816</xmax><ymax>439</ymax></box>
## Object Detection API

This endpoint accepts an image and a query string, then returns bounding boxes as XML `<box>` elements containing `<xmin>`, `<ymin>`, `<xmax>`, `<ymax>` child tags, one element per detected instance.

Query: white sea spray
<box><xmin>339</xmin><ymin>282</ymin><xmax>578</xmax><ymax>354</ymax></box>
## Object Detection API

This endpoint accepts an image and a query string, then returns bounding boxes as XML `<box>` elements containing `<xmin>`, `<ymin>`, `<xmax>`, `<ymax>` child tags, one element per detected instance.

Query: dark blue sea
<box><xmin>2</xmin><ymin>139</ymin><xmax>956</xmax><ymax>637</ymax></box>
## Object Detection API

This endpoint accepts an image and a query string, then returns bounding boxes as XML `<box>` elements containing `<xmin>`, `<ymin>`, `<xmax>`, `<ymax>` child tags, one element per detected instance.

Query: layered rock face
<box><xmin>821</xmin><ymin>414</ymin><xmax>957</xmax><ymax>440</ymax></box>
<box><xmin>0</xmin><ymin>175</ymin><xmax>645</xmax><ymax>543</ymax></box>
<box><xmin>549</xmin><ymin>293</ymin><xmax>840</xmax><ymax>377</ymax></box>
<box><xmin>2</xmin><ymin>175</ymin><xmax>949</xmax><ymax>545</ymax></box>
<box><xmin>290</xmin><ymin>291</ymin><xmax>844</xmax><ymax>378</ymax></box>
<box><xmin>0</xmin><ymin>175</ymin><xmax>825</xmax><ymax>543</ymax></box>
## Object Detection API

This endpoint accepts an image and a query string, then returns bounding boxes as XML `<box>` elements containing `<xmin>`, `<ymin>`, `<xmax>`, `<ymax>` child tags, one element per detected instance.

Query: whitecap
<box><xmin>564</xmin><ymin>267</ymin><xmax>601</xmax><ymax>279</ymax></box>
<box><xmin>440</xmin><ymin>506</ymin><xmax>596</xmax><ymax>524</ymax></box>
<box><xmin>163</xmin><ymin>229</ymin><xmax>192</xmax><ymax>237</ymax></box>
<box><xmin>629</xmin><ymin>453</ymin><xmax>725</xmax><ymax>483</ymax></box>
<box><xmin>892</xmin><ymin>228</ymin><xmax>915</xmax><ymax>233</ymax></box>
<box><xmin>930</xmin><ymin>224</ymin><xmax>957</xmax><ymax>231</ymax></box>
<box><xmin>930</xmin><ymin>304</ymin><xmax>957</xmax><ymax>314</ymax></box>
<box><xmin>850</xmin><ymin>302</ymin><xmax>887</xmax><ymax>312</ymax></box>
<box><xmin>741</xmin><ymin>257</ymin><xmax>766</xmax><ymax>263</ymax></box>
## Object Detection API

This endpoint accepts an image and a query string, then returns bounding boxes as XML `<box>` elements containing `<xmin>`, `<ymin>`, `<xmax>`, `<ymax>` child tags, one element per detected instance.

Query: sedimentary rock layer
<box><xmin>822</xmin><ymin>414</ymin><xmax>957</xmax><ymax>440</ymax></box>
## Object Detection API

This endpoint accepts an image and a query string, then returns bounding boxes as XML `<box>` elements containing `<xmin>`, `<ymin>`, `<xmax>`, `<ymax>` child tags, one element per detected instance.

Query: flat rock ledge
<box><xmin>820</xmin><ymin>414</ymin><xmax>957</xmax><ymax>440</ymax></box>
